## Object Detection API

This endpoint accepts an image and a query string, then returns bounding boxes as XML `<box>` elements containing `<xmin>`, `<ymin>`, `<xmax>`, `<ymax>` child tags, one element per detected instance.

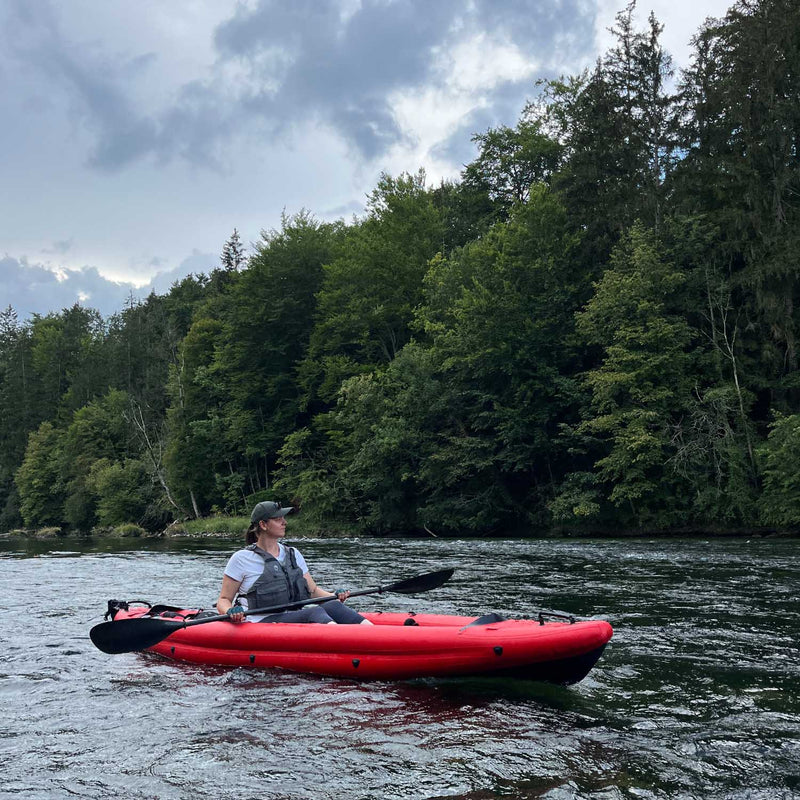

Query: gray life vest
<box><xmin>239</xmin><ymin>544</ymin><xmax>310</xmax><ymax>611</ymax></box>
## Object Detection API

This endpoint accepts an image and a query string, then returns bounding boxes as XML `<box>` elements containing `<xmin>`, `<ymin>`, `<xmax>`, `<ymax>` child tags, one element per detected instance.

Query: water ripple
<box><xmin>1</xmin><ymin>535</ymin><xmax>798</xmax><ymax>799</ymax></box>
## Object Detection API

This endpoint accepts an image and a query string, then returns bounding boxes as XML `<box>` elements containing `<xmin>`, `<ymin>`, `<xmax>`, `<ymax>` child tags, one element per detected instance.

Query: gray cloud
<box><xmin>215</xmin><ymin>0</ymin><xmax>460</xmax><ymax>157</ymax></box>
<box><xmin>43</xmin><ymin>239</ymin><xmax>75</xmax><ymax>255</ymax></box>
<box><xmin>1</xmin><ymin>0</ymin><xmax>597</xmax><ymax>171</ymax></box>
<box><xmin>1</xmin><ymin>0</ymin><xmax>159</xmax><ymax>170</ymax></box>
<box><xmin>213</xmin><ymin>0</ymin><xmax>596</xmax><ymax>160</ymax></box>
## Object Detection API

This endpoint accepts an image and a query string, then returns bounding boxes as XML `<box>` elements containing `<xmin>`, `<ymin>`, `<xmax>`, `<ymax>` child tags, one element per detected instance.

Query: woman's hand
<box><xmin>225</xmin><ymin>604</ymin><xmax>245</xmax><ymax>623</ymax></box>
<box><xmin>334</xmin><ymin>588</ymin><xmax>350</xmax><ymax>602</ymax></box>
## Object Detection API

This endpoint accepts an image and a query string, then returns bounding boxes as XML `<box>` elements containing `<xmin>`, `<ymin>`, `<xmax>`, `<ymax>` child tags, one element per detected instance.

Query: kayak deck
<box><xmin>111</xmin><ymin>606</ymin><xmax>613</xmax><ymax>685</ymax></box>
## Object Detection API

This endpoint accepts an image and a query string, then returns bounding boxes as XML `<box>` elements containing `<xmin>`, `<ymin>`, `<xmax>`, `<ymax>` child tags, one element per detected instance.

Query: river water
<box><xmin>1</xmin><ymin>534</ymin><xmax>798</xmax><ymax>800</ymax></box>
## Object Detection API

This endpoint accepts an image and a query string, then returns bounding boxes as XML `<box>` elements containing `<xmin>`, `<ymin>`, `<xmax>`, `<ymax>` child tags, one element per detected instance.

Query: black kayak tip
<box><xmin>90</xmin><ymin>617</ymin><xmax>185</xmax><ymax>655</ymax></box>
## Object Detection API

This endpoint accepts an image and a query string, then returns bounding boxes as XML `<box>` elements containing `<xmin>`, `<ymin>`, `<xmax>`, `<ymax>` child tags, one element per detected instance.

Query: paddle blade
<box><xmin>384</xmin><ymin>567</ymin><xmax>455</xmax><ymax>595</ymax></box>
<box><xmin>90</xmin><ymin>617</ymin><xmax>184</xmax><ymax>654</ymax></box>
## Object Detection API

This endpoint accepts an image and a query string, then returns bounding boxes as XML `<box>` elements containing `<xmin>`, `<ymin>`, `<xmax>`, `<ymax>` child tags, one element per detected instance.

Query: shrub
<box><xmin>112</xmin><ymin>523</ymin><xmax>147</xmax><ymax>537</ymax></box>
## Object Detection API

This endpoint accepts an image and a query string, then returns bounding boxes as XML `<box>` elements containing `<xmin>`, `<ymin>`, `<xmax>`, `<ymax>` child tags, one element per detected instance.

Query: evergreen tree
<box><xmin>221</xmin><ymin>228</ymin><xmax>247</xmax><ymax>272</ymax></box>
<box><xmin>547</xmin><ymin>3</ymin><xmax>677</xmax><ymax>265</ymax></box>
<box><xmin>677</xmin><ymin>0</ymin><xmax>800</xmax><ymax>372</ymax></box>
<box><xmin>575</xmin><ymin>225</ymin><xmax>693</xmax><ymax>527</ymax></box>
<box><xmin>758</xmin><ymin>412</ymin><xmax>800</xmax><ymax>526</ymax></box>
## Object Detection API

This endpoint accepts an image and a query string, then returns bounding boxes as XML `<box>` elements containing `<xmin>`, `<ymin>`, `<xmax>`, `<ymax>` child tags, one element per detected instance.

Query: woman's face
<box><xmin>260</xmin><ymin>515</ymin><xmax>286</xmax><ymax>538</ymax></box>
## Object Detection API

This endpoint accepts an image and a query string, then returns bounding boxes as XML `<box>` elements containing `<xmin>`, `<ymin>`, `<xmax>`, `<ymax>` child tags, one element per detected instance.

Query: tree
<box><xmin>164</xmin><ymin>317</ymin><xmax>226</xmax><ymax>517</ymax></box>
<box><xmin>59</xmin><ymin>389</ymin><xmax>135</xmax><ymax>529</ymax></box>
<box><xmin>0</xmin><ymin>307</ymin><xmax>30</xmax><ymax>527</ymax></box>
<box><xmin>281</xmin><ymin>186</ymin><xmax>587</xmax><ymax>533</ymax></box>
<box><xmin>219</xmin><ymin>212</ymin><xmax>340</xmax><ymax>490</ymax></box>
<box><xmin>300</xmin><ymin>171</ymin><xmax>445</xmax><ymax>405</ymax></box>
<box><xmin>463</xmin><ymin>118</ymin><xmax>563</xmax><ymax>213</ymax></box>
<box><xmin>16</xmin><ymin>422</ymin><xmax>65</xmax><ymax>527</ymax></box>
<box><xmin>27</xmin><ymin>304</ymin><xmax>108</xmax><ymax>419</ymax></box>
<box><xmin>221</xmin><ymin>228</ymin><xmax>247</xmax><ymax>272</ymax></box>
<box><xmin>676</xmin><ymin>0</ymin><xmax>800</xmax><ymax>371</ymax></box>
<box><xmin>546</xmin><ymin>4</ymin><xmax>677</xmax><ymax>265</ymax></box>
<box><xmin>575</xmin><ymin>225</ymin><xmax>693</xmax><ymax>527</ymax></box>
<box><xmin>413</xmin><ymin>186</ymin><xmax>586</xmax><ymax>531</ymax></box>
<box><xmin>87</xmin><ymin>458</ymin><xmax>160</xmax><ymax>528</ymax></box>
<box><xmin>758</xmin><ymin>413</ymin><xmax>800</xmax><ymax>526</ymax></box>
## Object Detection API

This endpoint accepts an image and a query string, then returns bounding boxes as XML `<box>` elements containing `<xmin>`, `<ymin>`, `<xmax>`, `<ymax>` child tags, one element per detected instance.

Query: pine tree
<box><xmin>220</xmin><ymin>228</ymin><xmax>246</xmax><ymax>272</ymax></box>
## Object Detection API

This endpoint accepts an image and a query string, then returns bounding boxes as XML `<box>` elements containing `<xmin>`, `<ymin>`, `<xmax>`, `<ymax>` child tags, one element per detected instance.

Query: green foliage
<box><xmin>300</xmin><ymin>171</ymin><xmax>445</xmax><ymax>404</ymax></box>
<box><xmin>548</xmin><ymin>472</ymin><xmax>602</xmax><ymax>523</ymax></box>
<box><xmin>463</xmin><ymin>118</ymin><xmax>563</xmax><ymax>210</ymax></box>
<box><xmin>3</xmin><ymin>1</ymin><xmax>800</xmax><ymax>537</ymax></box>
<box><xmin>281</xmin><ymin>187</ymin><xmax>588</xmax><ymax>534</ymax></box>
<box><xmin>576</xmin><ymin>225</ymin><xmax>693</xmax><ymax>525</ymax></box>
<box><xmin>87</xmin><ymin>458</ymin><xmax>157</xmax><ymax>527</ymax></box>
<box><xmin>164</xmin><ymin>316</ymin><xmax>227</xmax><ymax>515</ymax></box>
<box><xmin>16</xmin><ymin>389</ymin><xmax>160</xmax><ymax>531</ymax></box>
<box><xmin>16</xmin><ymin>422</ymin><xmax>65</xmax><ymax>527</ymax></box>
<box><xmin>220</xmin><ymin>228</ymin><xmax>247</xmax><ymax>272</ymax></box>
<box><xmin>275</xmin><ymin>425</ymin><xmax>344</xmax><ymax>527</ymax></box>
<box><xmin>669</xmin><ymin>385</ymin><xmax>758</xmax><ymax>524</ymax></box>
<box><xmin>412</xmin><ymin>186</ymin><xmax>587</xmax><ymax>530</ymax></box>
<box><xmin>60</xmin><ymin>389</ymin><xmax>134</xmax><ymax>529</ymax></box>
<box><xmin>161</xmin><ymin>212</ymin><xmax>340</xmax><ymax>519</ymax></box>
<box><xmin>174</xmin><ymin>515</ymin><xmax>249</xmax><ymax>536</ymax></box>
<box><xmin>111</xmin><ymin>523</ymin><xmax>147</xmax><ymax>537</ymax></box>
<box><xmin>758</xmin><ymin>413</ymin><xmax>800</xmax><ymax>526</ymax></box>
<box><xmin>546</xmin><ymin>3</ymin><xmax>677</xmax><ymax>266</ymax></box>
<box><xmin>676</xmin><ymin>0</ymin><xmax>800</xmax><ymax>371</ymax></box>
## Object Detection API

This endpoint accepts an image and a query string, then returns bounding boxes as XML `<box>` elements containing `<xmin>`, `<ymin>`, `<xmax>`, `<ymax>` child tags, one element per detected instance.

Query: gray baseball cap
<box><xmin>250</xmin><ymin>501</ymin><xmax>293</xmax><ymax>524</ymax></box>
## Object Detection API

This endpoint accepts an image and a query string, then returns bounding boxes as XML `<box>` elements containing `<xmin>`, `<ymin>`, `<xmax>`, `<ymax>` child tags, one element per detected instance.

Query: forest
<box><xmin>2</xmin><ymin>0</ymin><xmax>799</xmax><ymax>537</ymax></box>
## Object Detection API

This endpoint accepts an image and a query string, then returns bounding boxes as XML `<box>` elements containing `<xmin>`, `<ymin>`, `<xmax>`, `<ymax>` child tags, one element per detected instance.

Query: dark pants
<box><xmin>258</xmin><ymin>600</ymin><xmax>366</xmax><ymax>625</ymax></box>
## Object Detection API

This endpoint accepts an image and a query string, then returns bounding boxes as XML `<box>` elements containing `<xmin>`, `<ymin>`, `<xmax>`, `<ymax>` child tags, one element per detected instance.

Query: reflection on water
<box><xmin>1</xmin><ymin>534</ymin><xmax>798</xmax><ymax>799</ymax></box>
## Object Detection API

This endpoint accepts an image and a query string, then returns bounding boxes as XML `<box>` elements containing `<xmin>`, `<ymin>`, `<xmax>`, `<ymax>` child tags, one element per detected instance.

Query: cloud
<box><xmin>145</xmin><ymin>251</ymin><xmax>217</xmax><ymax>296</ymax></box>
<box><xmin>0</xmin><ymin>256</ymin><xmax>129</xmax><ymax>318</ymax></box>
<box><xmin>1</xmin><ymin>0</ymin><xmax>597</xmax><ymax>172</ymax></box>
<box><xmin>213</xmin><ymin>0</ymin><xmax>596</xmax><ymax>161</ymax></box>
<box><xmin>0</xmin><ymin>0</ymin><xmax>610</xmax><ymax>319</ymax></box>
<box><xmin>0</xmin><ymin>252</ymin><xmax>215</xmax><ymax>320</ymax></box>
<box><xmin>43</xmin><ymin>239</ymin><xmax>75</xmax><ymax>255</ymax></box>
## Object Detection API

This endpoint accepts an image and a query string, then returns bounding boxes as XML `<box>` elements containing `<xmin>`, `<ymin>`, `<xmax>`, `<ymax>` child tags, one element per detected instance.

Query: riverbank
<box><xmin>2</xmin><ymin>518</ymin><xmax>797</xmax><ymax>540</ymax></box>
<box><xmin>0</xmin><ymin>513</ymin><xmax>362</xmax><ymax>540</ymax></box>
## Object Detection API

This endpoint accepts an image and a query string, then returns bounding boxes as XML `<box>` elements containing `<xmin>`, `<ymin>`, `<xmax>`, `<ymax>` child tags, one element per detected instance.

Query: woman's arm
<box><xmin>217</xmin><ymin>574</ymin><xmax>245</xmax><ymax>621</ymax></box>
<box><xmin>304</xmin><ymin>573</ymin><xmax>350</xmax><ymax>601</ymax></box>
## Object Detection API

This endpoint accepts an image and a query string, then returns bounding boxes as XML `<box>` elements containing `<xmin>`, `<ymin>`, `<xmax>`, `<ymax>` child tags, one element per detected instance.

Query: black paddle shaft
<box><xmin>89</xmin><ymin>567</ymin><xmax>455</xmax><ymax>655</ymax></box>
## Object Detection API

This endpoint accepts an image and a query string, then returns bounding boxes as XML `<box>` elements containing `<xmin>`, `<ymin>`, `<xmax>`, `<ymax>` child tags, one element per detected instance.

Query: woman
<box><xmin>216</xmin><ymin>500</ymin><xmax>372</xmax><ymax>625</ymax></box>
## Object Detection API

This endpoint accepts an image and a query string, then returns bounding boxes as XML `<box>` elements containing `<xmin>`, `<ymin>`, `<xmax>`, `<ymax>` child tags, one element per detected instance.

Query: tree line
<box><xmin>2</xmin><ymin>0</ymin><xmax>799</xmax><ymax>536</ymax></box>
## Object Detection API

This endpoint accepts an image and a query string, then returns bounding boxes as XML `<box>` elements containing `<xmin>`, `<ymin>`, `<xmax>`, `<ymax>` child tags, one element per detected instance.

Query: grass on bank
<box><xmin>168</xmin><ymin>515</ymin><xmax>249</xmax><ymax>536</ymax></box>
<box><xmin>167</xmin><ymin>513</ymin><xmax>358</xmax><ymax>538</ymax></box>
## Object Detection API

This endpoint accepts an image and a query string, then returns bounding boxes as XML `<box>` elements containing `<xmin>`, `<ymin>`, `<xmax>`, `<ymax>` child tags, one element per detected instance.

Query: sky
<box><xmin>0</xmin><ymin>0</ymin><xmax>732</xmax><ymax>320</ymax></box>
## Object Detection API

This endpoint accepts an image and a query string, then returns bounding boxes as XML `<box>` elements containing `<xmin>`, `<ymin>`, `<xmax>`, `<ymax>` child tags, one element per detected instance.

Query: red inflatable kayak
<box><xmin>108</xmin><ymin>604</ymin><xmax>613</xmax><ymax>685</ymax></box>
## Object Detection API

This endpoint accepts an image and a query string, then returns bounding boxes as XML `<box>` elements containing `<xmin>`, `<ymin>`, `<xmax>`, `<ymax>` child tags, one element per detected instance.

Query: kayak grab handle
<box><xmin>105</xmin><ymin>599</ymin><xmax>152</xmax><ymax>620</ymax></box>
<box><xmin>537</xmin><ymin>611</ymin><xmax>575</xmax><ymax>626</ymax></box>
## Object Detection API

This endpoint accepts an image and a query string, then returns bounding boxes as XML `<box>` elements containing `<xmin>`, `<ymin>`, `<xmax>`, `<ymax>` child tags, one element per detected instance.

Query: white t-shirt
<box><xmin>224</xmin><ymin>543</ymin><xmax>310</xmax><ymax>622</ymax></box>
